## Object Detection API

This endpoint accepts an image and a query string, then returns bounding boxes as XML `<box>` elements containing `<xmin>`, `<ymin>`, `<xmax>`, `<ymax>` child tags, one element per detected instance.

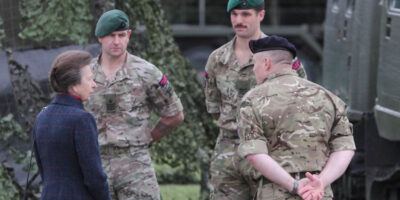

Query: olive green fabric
<box><xmin>95</xmin><ymin>9</ymin><xmax>130</xmax><ymax>37</ymax></box>
<box><xmin>227</xmin><ymin>0</ymin><xmax>264</xmax><ymax>12</ymax></box>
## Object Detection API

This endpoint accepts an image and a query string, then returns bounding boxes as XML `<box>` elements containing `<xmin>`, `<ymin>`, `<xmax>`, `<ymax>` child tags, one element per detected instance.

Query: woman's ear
<box><xmin>68</xmin><ymin>85</ymin><xmax>78</xmax><ymax>95</ymax></box>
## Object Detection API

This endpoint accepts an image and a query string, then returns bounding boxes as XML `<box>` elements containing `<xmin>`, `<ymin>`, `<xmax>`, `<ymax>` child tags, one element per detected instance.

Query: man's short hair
<box><xmin>261</xmin><ymin>50</ymin><xmax>294</xmax><ymax>65</ymax></box>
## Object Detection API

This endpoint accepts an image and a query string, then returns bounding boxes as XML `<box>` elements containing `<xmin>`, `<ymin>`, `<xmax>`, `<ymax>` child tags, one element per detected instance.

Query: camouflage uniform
<box><xmin>85</xmin><ymin>53</ymin><xmax>183</xmax><ymax>200</ymax></box>
<box><xmin>237</xmin><ymin>68</ymin><xmax>356</xmax><ymax>200</ymax></box>
<box><xmin>204</xmin><ymin>33</ymin><xmax>307</xmax><ymax>200</ymax></box>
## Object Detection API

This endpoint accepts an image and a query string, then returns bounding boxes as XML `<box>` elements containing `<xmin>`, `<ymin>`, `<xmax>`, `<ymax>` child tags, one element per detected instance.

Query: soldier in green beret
<box><xmin>237</xmin><ymin>35</ymin><xmax>355</xmax><ymax>200</ymax></box>
<box><xmin>203</xmin><ymin>0</ymin><xmax>308</xmax><ymax>199</ymax></box>
<box><xmin>85</xmin><ymin>9</ymin><xmax>184</xmax><ymax>200</ymax></box>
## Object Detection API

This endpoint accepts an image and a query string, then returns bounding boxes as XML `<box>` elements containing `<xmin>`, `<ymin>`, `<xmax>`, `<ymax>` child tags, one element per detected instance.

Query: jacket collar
<box><xmin>92</xmin><ymin>52</ymin><xmax>131</xmax><ymax>86</ymax></box>
<box><xmin>52</xmin><ymin>94</ymin><xmax>84</xmax><ymax>109</ymax></box>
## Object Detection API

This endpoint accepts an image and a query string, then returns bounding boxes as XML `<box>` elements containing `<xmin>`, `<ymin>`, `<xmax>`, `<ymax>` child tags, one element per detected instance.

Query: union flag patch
<box><xmin>159</xmin><ymin>74</ymin><xmax>168</xmax><ymax>86</ymax></box>
<box><xmin>203</xmin><ymin>71</ymin><xmax>208</xmax><ymax>79</ymax></box>
<box><xmin>292</xmin><ymin>60</ymin><xmax>300</xmax><ymax>70</ymax></box>
<box><xmin>158</xmin><ymin>74</ymin><xmax>173</xmax><ymax>96</ymax></box>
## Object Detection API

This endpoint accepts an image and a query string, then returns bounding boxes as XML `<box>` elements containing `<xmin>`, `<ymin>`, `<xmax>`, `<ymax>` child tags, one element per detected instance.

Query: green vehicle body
<box><xmin>323</xmin><ymin>0</ymin><xmax>400</xmax><ymax>199</ymax></box>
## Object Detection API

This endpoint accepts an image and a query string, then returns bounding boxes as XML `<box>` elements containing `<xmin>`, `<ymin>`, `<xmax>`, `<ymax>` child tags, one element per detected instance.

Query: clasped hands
<box><xmin>296</xmin><ymin>172</ymin><xmax>324</xmax><ymax>200</ymax></box>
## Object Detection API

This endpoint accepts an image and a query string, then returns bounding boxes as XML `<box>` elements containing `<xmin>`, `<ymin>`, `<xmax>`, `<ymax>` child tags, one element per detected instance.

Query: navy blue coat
<box><xmin>33</xmin><ymin>94</ymin><xmax>110</xmax><ymax>200</ymax></box>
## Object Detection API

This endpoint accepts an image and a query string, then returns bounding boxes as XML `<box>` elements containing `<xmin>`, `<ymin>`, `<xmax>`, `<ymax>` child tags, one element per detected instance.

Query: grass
<box><xmin>160</xmin><ymin>184</ymin><xmax>200</xmax><ymax>200</ymax></box>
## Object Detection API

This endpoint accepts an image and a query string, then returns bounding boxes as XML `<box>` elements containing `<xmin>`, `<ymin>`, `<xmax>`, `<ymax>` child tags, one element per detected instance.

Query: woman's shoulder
<box><xmin>57</xmin><ymin>105</ymin><xmax>96</xmax><ymax>123</ymax></box>
<box><xmin>74</xmin><ymin>108</ymin><xmax>95</xmax><ymax>120</ymax></box>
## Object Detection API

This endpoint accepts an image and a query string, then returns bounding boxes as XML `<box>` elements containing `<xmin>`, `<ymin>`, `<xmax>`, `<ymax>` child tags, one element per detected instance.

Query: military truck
<box><xmin>323</xmin><ymin>0</ymin><xmax>400</xmax><ymax>199</ymax></box>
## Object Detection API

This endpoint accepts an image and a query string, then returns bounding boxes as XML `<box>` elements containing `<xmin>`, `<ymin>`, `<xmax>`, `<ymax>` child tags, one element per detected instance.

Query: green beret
<box><xmin>95</xmin><ymin>9</ymin><xmax>130</xmax><ymax>37</ymax></box>
<box><xmin>227</xmin><ymin>0</ymin><xmax>264</xmax><ymax>12</ymax></box>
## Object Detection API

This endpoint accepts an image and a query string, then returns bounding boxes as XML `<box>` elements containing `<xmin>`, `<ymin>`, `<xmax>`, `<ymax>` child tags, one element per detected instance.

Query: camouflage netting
<box><xmin>6</xmin><ymin>50</ymin><xmax>51</xmax><ymax>134</ymax></box>
<box><xmin>19</xmin><ymin>0</ymin><xmax>93</xmax><ymax>45</ymax></box>
<box><xmin>0</xmin><ymin>113</ymin><xmax>39</xmax><ymax>200</ymax></box>
<box><xmin>0</xmin><ymin>51</ymin><xmax>46</xmax><ymax>199</ymax></box>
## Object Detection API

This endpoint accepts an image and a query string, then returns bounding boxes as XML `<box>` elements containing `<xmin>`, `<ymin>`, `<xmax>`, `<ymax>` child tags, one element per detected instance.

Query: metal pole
<box><xmin>199</xmin><ymin>0</ymin><xmax>206</xmax><ymax>26</ymax></box>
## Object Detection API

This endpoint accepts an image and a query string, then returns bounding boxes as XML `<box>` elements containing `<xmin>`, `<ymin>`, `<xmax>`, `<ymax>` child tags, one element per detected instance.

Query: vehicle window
<box><xmin>393</xmin><ymin>0</ymin><xmax>400</xmax><ymax>9</ymax></box>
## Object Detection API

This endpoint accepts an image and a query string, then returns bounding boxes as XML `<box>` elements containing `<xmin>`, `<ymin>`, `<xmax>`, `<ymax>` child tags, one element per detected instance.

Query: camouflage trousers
<box><xmin>100</xmin><ymin>145</ymin><xmax>160</xmax><ymax>200</ymax></box>
<box><xmin>210</xmin><ymin>129</ymin><xmax>258</xmax><ymax>200</ymax></box>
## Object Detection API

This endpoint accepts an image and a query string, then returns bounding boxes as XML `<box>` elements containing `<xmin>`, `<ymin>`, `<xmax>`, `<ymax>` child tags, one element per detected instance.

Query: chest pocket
<box><xmin>103</xmin><ymin>93</ymin><xmax>117</xmax><ymax>113</ymax></box>
<box><xmin>106</xmin><ymin>78</ymin><xmax>146</xmax><ymax>113</ymax></box>
<box><xmin>216</xmin><ymin>72</ymin><xmax>238</xmax><ymax>100</ymax></box>
<box><xmin>235</xmin><ymin>79</ymin><xmax>251</xmax><ymax>98</ymax></box>
<box><xmin>235</xmin><ymin>66</ymin><xmax>256</xmax><ymax>98</ymax></box>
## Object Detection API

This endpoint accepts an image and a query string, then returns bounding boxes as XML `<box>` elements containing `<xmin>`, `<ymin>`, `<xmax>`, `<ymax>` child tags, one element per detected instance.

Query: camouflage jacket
<box><xmin>85</xmin><ymin>53</ymin><xmax>183</xmax><ymax>147</ymax></box>
<box><xmin>237</xmin><ymin>68</ymin><xmax>356</xmax><ymax>173</ymax></box>
<box><xmin>204</xmin><ymin>33</ymin><xmax>307</xmax><ymax>136</ymax></box>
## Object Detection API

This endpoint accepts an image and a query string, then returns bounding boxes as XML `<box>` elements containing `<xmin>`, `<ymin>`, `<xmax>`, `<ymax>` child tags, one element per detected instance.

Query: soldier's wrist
<box><xmin>290</xmin><ymin>179</ymin><xmax>299</xmax><ymax>195</ymax></box>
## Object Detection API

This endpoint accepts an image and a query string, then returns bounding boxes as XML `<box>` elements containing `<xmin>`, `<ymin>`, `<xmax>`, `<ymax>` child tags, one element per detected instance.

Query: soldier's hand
<box><xmin>297</xmin><ymin>172</ymin><xmax>324</xmax><ymax>200</ymax></box>
<box><xmin>298</xmin><ymin>177</ymin><xmax>310</xmax><ymax>190</ymax></box>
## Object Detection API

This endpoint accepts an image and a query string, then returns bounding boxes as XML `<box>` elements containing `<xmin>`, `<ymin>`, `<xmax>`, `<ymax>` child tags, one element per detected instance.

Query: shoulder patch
<box><xmin>203</xmin><ymin>71</ymin><xmax>208</xmax><ymax>79</ymax></box>
<box><xmin>292</xmin><ymin>59</ymin><xmax>300</xmax><ymax>70</ymax></box>
<box><xmin>158</xmin><ymin>74</ymin><xmax>174</xmax><ymax>96</ymax></box>
<box><xmin>159</xmin><ymin>74</ymin><xmax>168</xmax><ymax>86</ymax></box>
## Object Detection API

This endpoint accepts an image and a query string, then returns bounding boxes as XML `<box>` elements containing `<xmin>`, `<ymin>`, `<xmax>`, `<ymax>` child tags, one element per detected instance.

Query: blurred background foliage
<box><xmin>0</xmin><ymin>114</ymin><xmax>39</xmax><ymax>199</ymax></box>
<box><xmin>18</xmin><ymin>0</ymin><xmax>93</xmax><ymax>45</ymax></box>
